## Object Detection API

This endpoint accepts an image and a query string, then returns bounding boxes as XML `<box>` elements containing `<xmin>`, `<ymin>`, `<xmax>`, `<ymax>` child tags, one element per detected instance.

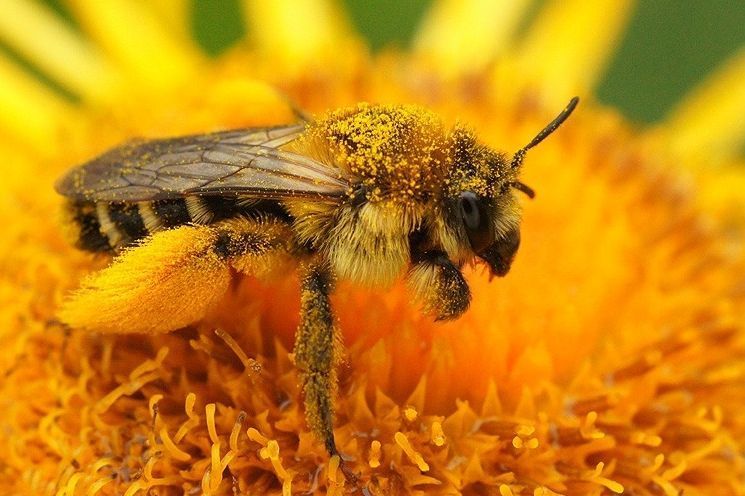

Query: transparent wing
<box><xmin>55</xmin><ymin>124</ymin><xmax>352</xmax><ymax>202</ymax></box>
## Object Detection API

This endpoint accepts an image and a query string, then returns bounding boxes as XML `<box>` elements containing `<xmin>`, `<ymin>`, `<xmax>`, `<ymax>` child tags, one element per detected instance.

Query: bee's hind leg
<box><xmin>294</xmin><ymin>263</ymin><xmax>358</xmax><ymax>483</ymax></box>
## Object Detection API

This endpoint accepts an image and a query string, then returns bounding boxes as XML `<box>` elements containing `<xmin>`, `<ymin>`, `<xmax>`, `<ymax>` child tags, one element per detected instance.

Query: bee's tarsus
<box><xmin>510</xmin><ymin>96</ymin><xmax>580</xmax><ymax>169</ymax></box>
<box><xmin>334</xmin><ymin>455</ymin><xmax>362</xmax><ymax>493</ymax></box>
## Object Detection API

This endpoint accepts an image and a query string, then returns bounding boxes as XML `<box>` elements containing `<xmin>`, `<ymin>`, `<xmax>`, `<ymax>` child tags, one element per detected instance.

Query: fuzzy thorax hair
<box><xmin>293</xmin><ymin>103</ymin><xmax>517</xmax><ymax>205</ymax></box>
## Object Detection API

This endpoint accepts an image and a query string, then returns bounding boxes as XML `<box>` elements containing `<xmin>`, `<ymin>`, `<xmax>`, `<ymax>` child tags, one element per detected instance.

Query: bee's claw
<box><xmin>327</xmin><ymin>446</ymin><xmax>363</xmax><ymax>493</ymax></box>
<box><xmin>341</xmin><ymin>466</ymin><xmax>368</xmax><ymax>495</ymax></box>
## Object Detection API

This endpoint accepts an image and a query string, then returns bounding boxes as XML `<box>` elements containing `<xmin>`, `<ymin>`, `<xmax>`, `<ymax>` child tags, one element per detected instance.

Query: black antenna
<box><xmin>510</xmin><ymin>96</ymin><xmax>579</xmax><ymax>170</ymax></box>
<box><xmin>506</xmin><ymin>180</ymin><xmax>535</xmax><ymax>199</ymax></box>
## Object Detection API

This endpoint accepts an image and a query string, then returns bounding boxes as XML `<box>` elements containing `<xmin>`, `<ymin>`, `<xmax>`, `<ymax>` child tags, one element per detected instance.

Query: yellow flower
<box><xmin>2</xmin><ymin>1</ymin><xmax>745</xmax><ymax>495</ymax></box>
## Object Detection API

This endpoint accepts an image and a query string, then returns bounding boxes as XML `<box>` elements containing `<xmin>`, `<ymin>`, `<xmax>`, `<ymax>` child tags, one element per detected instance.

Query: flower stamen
<box><xmin>394</xmin><ymin>432</ymin><xmax>430</xmax><ymax>472</ymax></box>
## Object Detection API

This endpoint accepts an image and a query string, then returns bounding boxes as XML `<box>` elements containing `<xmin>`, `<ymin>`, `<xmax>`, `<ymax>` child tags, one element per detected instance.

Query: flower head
<box><xmin>2</xmin><ymin>1</ymin><xmax>745</xmax><ymax>495</ymax></box>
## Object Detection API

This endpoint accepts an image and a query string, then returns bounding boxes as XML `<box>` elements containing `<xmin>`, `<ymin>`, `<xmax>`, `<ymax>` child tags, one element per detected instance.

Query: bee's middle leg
<box><xmin>407</xmin><ymin>250</ymin><xmax>471</xmax><ymax>320</ymax></box>
<box><xmin>213</xmin><ymin>220</ymin><xmax>343</xmax><ymax>449</ymax></box>
<box><xmin>215</xmin><ymin>221</ymin><xmax>354</xmax><ymax>481</ymax></box>
<box><xmin>293</xmin><ymin>263</ymin><xmax>341</xmax><ymax>456</ymax></box>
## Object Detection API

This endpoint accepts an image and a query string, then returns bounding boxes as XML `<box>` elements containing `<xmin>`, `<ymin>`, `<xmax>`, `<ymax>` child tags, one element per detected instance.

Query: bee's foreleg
<box><xmin>407</xmin><ymin>250</ymin><xmax>471</xmax><ymax>320</ymax></box>
<box><xmin>293</xmin><ymin>263</ymin><xmax>341</xmax><ymax>456</ymax></box>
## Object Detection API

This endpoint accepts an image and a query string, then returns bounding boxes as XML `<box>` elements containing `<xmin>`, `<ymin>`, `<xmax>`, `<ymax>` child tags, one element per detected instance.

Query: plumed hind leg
<box><xmin>59</xmin><ymin>217</ymin><xmax>293</xmax><ymax>334</ymax></box>
<box><xmin>60</xmin><ymin>225</ymin><xmax>233</xmax><ymax>333</ymax></box>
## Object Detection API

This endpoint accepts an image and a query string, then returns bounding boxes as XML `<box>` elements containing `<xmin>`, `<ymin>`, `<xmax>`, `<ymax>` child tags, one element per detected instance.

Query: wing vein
<box><xmin>56</xmin><ymin>124</ymin><xmax>353</xmax><ymax>203</ymax></box>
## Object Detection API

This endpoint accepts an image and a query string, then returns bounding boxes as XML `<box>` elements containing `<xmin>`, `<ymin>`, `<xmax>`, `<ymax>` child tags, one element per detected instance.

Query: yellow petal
<box><xmin>414</xmin><ymin>0</ymin><xmax>532</xmax><ymax>76</ymax></box>
<box><xmin>0</xmin><ymin>0</ymin><xmax>121</xmax><ymax>102</ymax></box>
<box><xmin>63</xmin><ymin>0</ymin><xmax>201</xmax><ymax>88</ymax></box>
<box><xmin>242</xmin><ymin>0</ymin><xmax>359</xmax><ymax>71</ymax></box>
<box><xmin>0</xmin><ymin>53</ymin><xmax>75</xmax><ymax>148</ymax></box>
<box><xmin>515</xmin><ymin>0</ymin><xmax>635</xmax><ymax>104</ymax></box>
<box><xmin>148</xmin><ymin>0</ymin><xmax>192</xmax><ymax>42</ymax></box>
<box><xmin>658</xmin><ymin>47</ymin><xmax>745</xmax><ymax>163</ymax></box>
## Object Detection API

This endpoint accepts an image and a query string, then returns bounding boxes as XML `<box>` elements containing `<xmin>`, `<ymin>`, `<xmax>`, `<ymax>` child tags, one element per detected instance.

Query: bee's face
<box><xmin>448</xmin><ymin>189</ymin><xmax>522</xmax><ymax>276</ymax></box>
<box><xmin>436</xmin><ymin>129</ymin><xmax>525</xmax><ymax>276</ymax></box>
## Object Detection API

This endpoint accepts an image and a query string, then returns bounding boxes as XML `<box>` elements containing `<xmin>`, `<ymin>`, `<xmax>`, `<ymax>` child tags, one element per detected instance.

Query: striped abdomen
<box><xmin>66</xmin><ymin>196</ymin><xmax>292</xmax><ymax>253</ymax></box>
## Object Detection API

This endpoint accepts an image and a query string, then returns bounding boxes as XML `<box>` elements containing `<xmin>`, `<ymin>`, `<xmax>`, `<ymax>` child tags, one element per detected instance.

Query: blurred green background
<box><xmin>37</xmin><ymin>0</ymin><xmax>745</xmax><ymax>124</ymax></box>
<box><xmin>202</xmin><ymin>0</ymin><xmax>745</xmax><ymax>124</ymax></box>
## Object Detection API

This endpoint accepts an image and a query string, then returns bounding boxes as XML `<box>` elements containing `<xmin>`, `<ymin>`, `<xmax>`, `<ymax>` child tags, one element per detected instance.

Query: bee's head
<box><xmin>443</xmin><ymin>97</ymin><xmax>579</xmax><ymax>277</ymax></box>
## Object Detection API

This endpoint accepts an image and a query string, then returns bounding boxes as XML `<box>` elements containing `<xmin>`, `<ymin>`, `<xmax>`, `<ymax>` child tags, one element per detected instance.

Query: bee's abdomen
<box><xmin>67</xmin><ymin>201</ymin><xmax>114</xmax><ymax>253</ymax></box>
<box><xmin>66</xmin><ymin>196</ymin><xmax>292</xmax><ymax>253</ymax></box>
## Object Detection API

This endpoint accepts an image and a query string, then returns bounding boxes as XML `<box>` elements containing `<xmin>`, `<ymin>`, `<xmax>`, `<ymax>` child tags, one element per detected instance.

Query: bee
<box><xmin>56</xmin><ymin>97</ymin><xmax>578</xmax><ymax>466</ymax></box>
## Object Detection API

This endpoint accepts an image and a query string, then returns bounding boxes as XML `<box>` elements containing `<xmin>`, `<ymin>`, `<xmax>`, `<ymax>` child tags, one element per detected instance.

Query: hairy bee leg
<box><xmin>214</xmin><ymin>217</ymin><xmax>294</xmax><ymax>277</ymax></box>
<box><xmin>293</xmin><ymin>264</ymin><xmax>342</xmax><ymax>456</ymax></box>
<box><xmin>59</xmin><ymin>225</ymin><xmax>234</xmax><ymax>334</ymax></box>
<box><xmin>407</xmin><ymin>251</ymin><xmax>471</xmax><ymax>321</ymax></box>
<box><xmin>217</xmin><ymin>223</ymin><xmax>359</xmax><ymax>483</ymax></box>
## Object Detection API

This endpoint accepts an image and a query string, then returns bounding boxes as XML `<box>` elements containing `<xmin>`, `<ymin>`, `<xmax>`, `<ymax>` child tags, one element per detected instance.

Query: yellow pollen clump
<box><xmin>327</xmin><ymin>454</ymin><xmax>340</xmax><ymax>483</ymax></box>
<box><xmin>403</xmin><ymin>406</ymin><xmax>419</xmax><ymax>421</ymax></box>
<box><xmin>59</xmin><ymin>226</ymin><xmax>232</xmax><ymax>334</ymax></box>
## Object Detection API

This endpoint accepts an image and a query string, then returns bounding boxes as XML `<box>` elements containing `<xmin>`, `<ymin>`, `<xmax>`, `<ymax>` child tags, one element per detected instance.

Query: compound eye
<box><xmin>458</xmin><ymin>191</ymin><xmax>491</xmax><ymax>252</ymax></box>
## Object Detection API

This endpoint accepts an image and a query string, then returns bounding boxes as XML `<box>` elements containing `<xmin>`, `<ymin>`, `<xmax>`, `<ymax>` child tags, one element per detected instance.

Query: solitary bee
<box><xmin>56</xmin><ymin>97</ymin><xmax>578</xmax><ymax>463</ymax></box>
